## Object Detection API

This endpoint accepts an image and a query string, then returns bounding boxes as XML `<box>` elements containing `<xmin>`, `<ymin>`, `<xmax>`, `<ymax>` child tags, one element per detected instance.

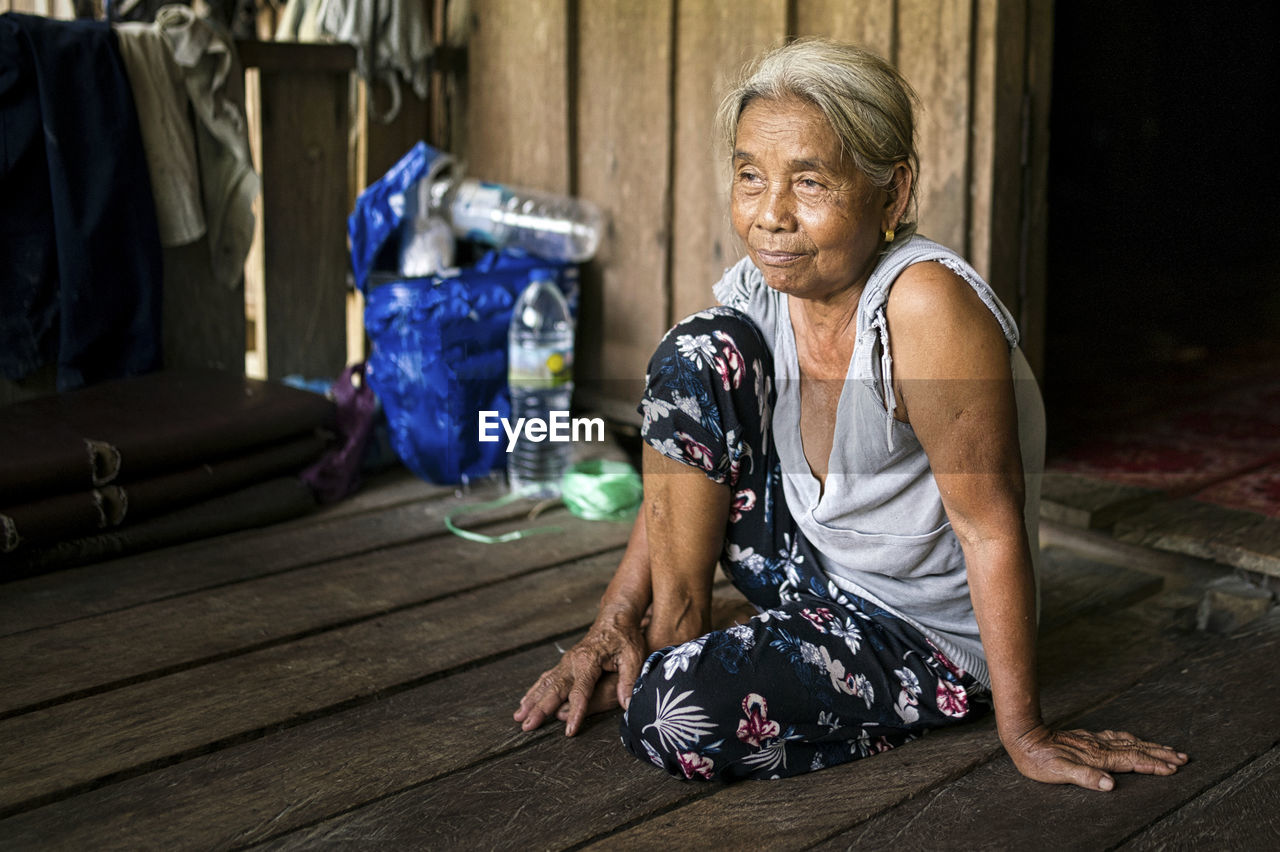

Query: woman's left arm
<box><xmin>886</xmin><ymin>262</ymin><xmax>1188</xmax><ymax>791</ymax></box>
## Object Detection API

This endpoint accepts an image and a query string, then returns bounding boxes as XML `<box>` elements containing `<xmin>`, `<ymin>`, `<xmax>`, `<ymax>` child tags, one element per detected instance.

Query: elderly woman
<box><xmin>515</xmin><ymin>38</ymin><xmax>1187</xmax><ymax>789</ymax></box>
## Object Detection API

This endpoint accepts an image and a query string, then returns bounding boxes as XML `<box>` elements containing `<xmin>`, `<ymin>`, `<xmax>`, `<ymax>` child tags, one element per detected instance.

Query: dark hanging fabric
<box><xmin>0</xmin><ymin>13</ymin><xmax>163</xmax><ymax>391</ymax></box>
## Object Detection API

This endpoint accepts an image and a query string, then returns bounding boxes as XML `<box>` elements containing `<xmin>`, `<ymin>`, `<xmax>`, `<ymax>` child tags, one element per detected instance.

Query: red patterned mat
<box><xmin>1192</xmin><ymin>463</ymin><xmax>1280</xmax><ymax>520</ymax></box>
<box><xmin>1047</xmin><ymin>376</ymin><xmax>1280</xmax><ymax>513</ymax></box>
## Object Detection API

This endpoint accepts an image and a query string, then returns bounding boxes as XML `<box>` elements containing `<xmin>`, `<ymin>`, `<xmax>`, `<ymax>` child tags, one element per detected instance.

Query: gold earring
<box><xmin>884</xmin><ymin>228</ymin><xmax>896</xmax><ymax>243</ymax></box>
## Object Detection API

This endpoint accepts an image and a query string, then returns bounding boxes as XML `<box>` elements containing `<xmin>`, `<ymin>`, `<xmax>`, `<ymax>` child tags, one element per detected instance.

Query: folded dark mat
<box><xmin>1</xmin><ymin>432</ymin><xmax>329</xmax><ymax>554</ymax></box>
<box><xmin>122</xmin><ymin>431</ymin><xmax>330</xmax><ymax>523</ymax></box>
<box><xmin>0</xmin><ymin>369</ymin><xmax>336</xmax><ymax>504</ymax></box>
<box><xmin>0</xmin><ymin>487</ymin><xmax>126</xmax><ymax>553</ymax></box>
<box><xmin>1</xmin><ymin>476</ymin><xmax>318</xmax><ymax>579</ymax></box>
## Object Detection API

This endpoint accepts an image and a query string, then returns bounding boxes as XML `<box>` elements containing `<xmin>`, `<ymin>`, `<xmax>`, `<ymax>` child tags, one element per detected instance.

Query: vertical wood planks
<box><xmin>363</xmin><ymin>94</ymin><xmax>433</xmax><ymax>197</ymax></box>
<box><xmin>257</xmin><ymin>62</ymin><xmax>352</xmax><ymax>380</ymax></box>
<box><xmin>966</xmin><ymin>0</ymin><xmax>1052</xmax><ymax>378</ymax></box>
<box><xmin>896</xmin><ymin>0</ymin><xmax>973</xmax><ymax>256</ymax></box>
<box><xmin>969</xmin><ymin>0</ymin><xmax>1027</xmax><ymax>304</ymax></box>
<box><xmin>462</xmin><ymin>0</ymin><xmax>571</xmax><ymax>193</ymax></box>
<box><xmin>575</xmin><ymin>0</ymin><xmax>674</xmax><ymax>402</ymax></box>
<box><xmin>451</xmin><ymin>0</ymin><xmax>1051</xmax><ymax>409</ymax></box>
<box><xmin>1020</xmin><ymin>0</ymin><xmax>1054</xmax><ymax>379</ymax></box>
<box><xmin>792</xmin><ymin>0</ymin><xmax>895</xmax><ymax>57</ymax></box>
<box><xmin>669</xmin><ymin>0</ymin><xmax>788</xmax><ymax>323</ymax></box>
<box><xmin>161</xmin><ymin>242</ymin><xmax>245</xmax><ymax>375</ymax></box>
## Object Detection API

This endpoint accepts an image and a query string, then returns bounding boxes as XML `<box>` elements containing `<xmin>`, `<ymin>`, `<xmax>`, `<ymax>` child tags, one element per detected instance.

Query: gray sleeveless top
<box><xmin>713</xmin><ymin>235</ymin><xmax>1045</xmax><ymax>688</ymax></box>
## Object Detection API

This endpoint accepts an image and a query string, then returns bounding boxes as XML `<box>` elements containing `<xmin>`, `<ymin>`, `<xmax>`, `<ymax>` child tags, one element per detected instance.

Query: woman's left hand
<box><xmin>1006</xmin><ymin>724</ymin><xmax>1189</xmax><ymax>791</ymax></box>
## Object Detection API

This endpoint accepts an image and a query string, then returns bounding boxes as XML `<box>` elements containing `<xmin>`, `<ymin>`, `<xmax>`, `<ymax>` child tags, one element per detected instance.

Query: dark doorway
<box><xmin>1044</xmin><ymin>1</ymin><xmax>1280</xmax><ymax>452</ymax></box>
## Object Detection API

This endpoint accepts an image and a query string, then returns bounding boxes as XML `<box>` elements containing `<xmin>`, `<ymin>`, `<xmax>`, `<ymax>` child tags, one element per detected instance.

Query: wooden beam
<box><xmin>256</xmin><ymin>66</ymin><xmax>351</xmax><ymax>380</ymax></box>
<box><xmin>235</xmin><ymin>40</ymin><xmax>356</xmax><ymax>73</ymax></box>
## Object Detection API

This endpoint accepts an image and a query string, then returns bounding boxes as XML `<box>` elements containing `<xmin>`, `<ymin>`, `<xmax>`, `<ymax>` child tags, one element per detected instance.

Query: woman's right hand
<box><xmin>513</xmin><ymin>603</ymin><xmax>647</xmax><ymax>736</ymax></box>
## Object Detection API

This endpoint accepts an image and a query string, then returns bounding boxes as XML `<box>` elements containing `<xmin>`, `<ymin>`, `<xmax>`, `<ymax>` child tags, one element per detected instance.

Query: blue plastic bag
<box><xmin>352</xmin><ymin>144</ymin><xmax>578</xmax><ymax>485</ymax></box>
<box><xmin>363</xmin><ymin>255</ymin><xmax>576</xmax><ymax>485</ymax></box>
<box><xmin>348</xmin><ymin>141</ymin><xmax>454</xmax><ymax>297</ymax></box>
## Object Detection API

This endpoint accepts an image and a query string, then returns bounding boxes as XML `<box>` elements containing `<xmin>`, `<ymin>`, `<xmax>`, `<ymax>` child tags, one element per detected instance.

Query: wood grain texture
<box><xmin>1114</xmin><ymin>498</ymin><xmax>1280</xmax><ymax>578</ymax></box>
<box><xmin>965</xmin><ymin>0</ymin><xmax>1052</xmax><ymax>379</ymax></box>
<box><xmin>818</xmin><ymin>615</ymin><xmax>1280</xmax><ymax>850</ymax></box>
<box><xmin>575</xmin><ymin>0</ymin><xmax>674</xmax><ymax>405</ymax></box>
<box><xmin>1039</xmin><ymin>471</ymin><xmax>1165</xmax><ymax>530</ymax></box>
<box><xmin>298</xmin><ymin>466</ymin><xmax>456</xmax><ymax>522</ymax></box>
<box><xmin>260</xmin><ymin>713</ymin><xmax>707</xmax><ymax>850</ymax></box>
<box><xmin>0</xmin><ymin>551</ymin><xmax>619</xmax><ymax>813</ymax></box>
<box><xmin>1019</xmin><ymin>0</ymin><xmax>1054</xmax><ymax>380</ymax></box>
<box><xmin>968</xmin><ymin>0</ymin><xmax>1026</xmax><ymax>308</ymax></box>
<box><xmin>257</xmin><ymin>68</ymin><xmax>351</xmax><ymax>380</ymax></box>
<box><xmin>2</xmin><ymin>475</ymin><xmax>1263</xmax><ymax>848</ymax></box>
<box><xmin>462</xmin><ymin>0</ymin><xmax>571</xmax><ymax>192</ymax></box>
<box><xmin>669</xmin><ymin>0</ymin><xmax>788</xmax><ymax>323</ymax></box>
<box><xmin>896</xmin><ymin>0</ymin><xmax>973</xmax><ymax>254</ymax></box>
<box><xmin>0</xmin><ymin>481</ymin><xmax>501</xmax><ymax>637</ymax></box>
<box><xmin>0</xmin><ymin>642</ymin><xmax>586</xmax><ymax>850</ymax></box>
<box><xmin>1037</xmin><ymin>545</ymin><xmax>1163</xmax><ymax>632</ymax></box>
<box><xmin>0</xmin><ymin>594</ymin><xmax>749</xmax><ymax>848</ymax></box>
<box><xmin>0</xmin><ymin>511</ymin><xmax>632</xmax><ymax>714</ymax></box>
<box><xmin>160</xmin><ymin>241</ymin><xmax>245</xmax><ymax>375</ymax></box>
<box><xmin>1118</xmin><ymin>745</ymin><xmax>1280</xmax><ymax>851</ymax></box>
<box><xmin>792</xmin><ymin>0</ymin><xmax>894</xmax><ymax>57</ymax></box>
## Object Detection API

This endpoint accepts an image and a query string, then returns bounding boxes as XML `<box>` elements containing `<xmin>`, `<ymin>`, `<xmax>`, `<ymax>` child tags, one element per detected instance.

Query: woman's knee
<box><xmin>620</xmin><ymin>642</ymin><xmax>741</xmax><ymax>781</ymax></box>
<box><xmin>647</xmin><ymin>307</ymin><xmax>768</xmax><ymax>376</ymax></box>
<box><xmin>640</xmin><ymin>307</ymin><xmax>773</xmax><ymax>485</ymax></box>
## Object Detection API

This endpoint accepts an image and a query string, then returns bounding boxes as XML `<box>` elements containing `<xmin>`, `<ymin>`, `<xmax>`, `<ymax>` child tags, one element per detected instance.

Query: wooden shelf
<box><xmin>235</xmin><ymin>40</ymin><xmax>356</xmax><ymax>73</ymax></box>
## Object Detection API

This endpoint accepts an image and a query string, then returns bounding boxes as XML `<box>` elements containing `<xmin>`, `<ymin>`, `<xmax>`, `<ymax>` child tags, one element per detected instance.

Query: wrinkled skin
<box><xmin>514</xmin><ymin>603</ymin><xmax>645</xmax><ymax>736</ymax></box>
<box><xmin>1009</xmin><ymin>725</ymin><xmax>1188</xmax><ymax>791</ymax></box>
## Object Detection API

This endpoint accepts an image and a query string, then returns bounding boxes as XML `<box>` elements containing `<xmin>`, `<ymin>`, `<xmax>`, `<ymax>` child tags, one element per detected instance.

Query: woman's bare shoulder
<box><xmin>884</xmin><ymin>260</ymin><xmax>1009</xmax><ymax>380</ymax></box>
<box><xmin>885</xmin><ymin>260</ymin><xmax>987</xmax><ymax>319</ymax></box>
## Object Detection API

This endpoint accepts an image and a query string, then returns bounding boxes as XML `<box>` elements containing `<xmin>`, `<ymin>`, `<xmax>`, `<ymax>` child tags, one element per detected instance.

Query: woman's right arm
<box><xmin>513</xmin><ymin>504</ymin><xmax>653</xmax><ymax>736</ymax></box>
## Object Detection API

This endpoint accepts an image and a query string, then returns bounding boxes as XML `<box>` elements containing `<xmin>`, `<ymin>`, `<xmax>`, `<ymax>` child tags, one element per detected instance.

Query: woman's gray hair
<box><xmin>717</xmin><ymin>38</ymin><xmax>920</xmax><ymax>240</ymax></box>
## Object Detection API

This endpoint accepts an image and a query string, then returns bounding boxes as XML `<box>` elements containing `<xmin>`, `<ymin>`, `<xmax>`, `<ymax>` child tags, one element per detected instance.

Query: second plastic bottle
<box><xmin>507</xmin><ymin>273</ymin><xmax>575</xmax><ymax>497</ymax></box>
<box><xmin>436</xmin><ymin>177</ymin><xmax>604</xmax><ymax>263</ymax></box>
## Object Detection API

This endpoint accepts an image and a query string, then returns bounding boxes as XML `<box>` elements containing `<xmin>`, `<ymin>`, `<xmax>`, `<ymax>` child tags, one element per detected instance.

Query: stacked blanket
<box><xmin>0</xmin><ymin>370</ymin><xmax>336</xmax><ymax>574</ymax></box>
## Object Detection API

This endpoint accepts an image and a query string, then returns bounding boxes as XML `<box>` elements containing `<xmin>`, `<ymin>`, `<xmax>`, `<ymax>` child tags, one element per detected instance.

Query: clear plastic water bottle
<box><xmin>433</xmin><ymin>176</ymin><xmax>604</xmax><ymax>263</ymax></box>
<box><xmin>507</xmin><ymin>273</ymin><xmax>575</xmax><ymax>497</ymax></box>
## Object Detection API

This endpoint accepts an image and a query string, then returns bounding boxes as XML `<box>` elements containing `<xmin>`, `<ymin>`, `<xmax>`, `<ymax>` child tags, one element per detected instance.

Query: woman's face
<box><xmin>730</xmin><ymin>97</ymin><xmax>892</xmax><ymax>301</ymax></box>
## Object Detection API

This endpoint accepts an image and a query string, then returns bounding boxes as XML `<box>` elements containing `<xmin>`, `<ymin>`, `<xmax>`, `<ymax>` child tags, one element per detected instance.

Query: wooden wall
<box><xmin>0</xmin><ymin>0</ymin><xmax>1052</xmax><ymax>413</ymax></box>
<box><xmin>458</xmin><ymin>0</ymin><xmax>1054</xmax><ymax>414</ymax></box>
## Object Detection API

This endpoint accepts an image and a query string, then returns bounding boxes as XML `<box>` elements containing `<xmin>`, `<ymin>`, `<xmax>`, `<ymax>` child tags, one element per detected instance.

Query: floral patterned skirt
<box><xmin>621</xmin><ymin>307</ymin><xmax>988</xmax><ymax>781</ymax></box>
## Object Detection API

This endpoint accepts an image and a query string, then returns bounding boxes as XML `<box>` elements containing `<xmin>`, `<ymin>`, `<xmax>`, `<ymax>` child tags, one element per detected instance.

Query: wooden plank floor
<box><xmin>2</xmin><ymin>468</ymin><xmax>1279</xmax><ymax>850</ymax></box>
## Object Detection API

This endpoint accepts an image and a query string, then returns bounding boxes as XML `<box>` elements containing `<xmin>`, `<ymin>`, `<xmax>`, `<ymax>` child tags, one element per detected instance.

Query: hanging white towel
<box><xmin>114</xmin><ymin>22</ymin><xmax>204</xmax><ymax>248</ymax></box>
